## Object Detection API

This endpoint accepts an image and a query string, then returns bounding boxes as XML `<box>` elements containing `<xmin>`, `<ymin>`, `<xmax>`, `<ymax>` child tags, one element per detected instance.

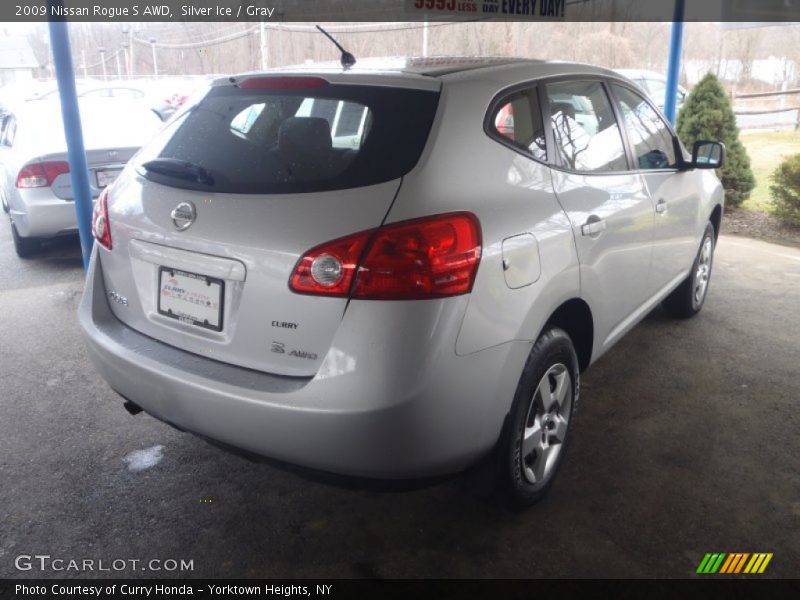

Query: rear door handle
<box><xmin>655</xmin><ymin>198</ymin><xmax>668</xmax><ymax>214</ymax></box>
<box><xmin>581</xmin><ymin>217</ymin><xmax>607</xmax><ymax>237</ymax></box>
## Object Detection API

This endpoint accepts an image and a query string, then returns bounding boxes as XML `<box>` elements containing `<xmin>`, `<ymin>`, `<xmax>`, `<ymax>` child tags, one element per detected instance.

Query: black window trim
<box><xmin>484</xmin><ymin>73</ymin><xmax>688</xmax><ymax>176</ymax></box>
<box><xmin>483</xmin><ymin>81</ymin><xmax>551</xmax><ymax>166</ymax></box>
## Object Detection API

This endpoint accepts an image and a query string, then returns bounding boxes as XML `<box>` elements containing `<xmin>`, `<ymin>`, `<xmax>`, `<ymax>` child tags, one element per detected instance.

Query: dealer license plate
<box><xmin>96</xmin><ymin>168</ymin><xmax>122</xmax><ymax>188</ymax></box>
<box><xmin>158</xmin><ymin>268</ymin><xmax>224</xmax><ymax>331</ymax></box>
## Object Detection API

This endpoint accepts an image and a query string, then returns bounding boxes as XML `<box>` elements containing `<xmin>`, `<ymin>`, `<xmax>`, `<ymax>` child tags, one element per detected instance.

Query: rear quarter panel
<box><xmin>701</xmin><ymin>168</ymin><xmax>725</xmax><ymax>231</ymax></box>
<box><xmin>387</xmin><ymin>73</ymin><xmax>580</xmax><ymax>358</ymax></box>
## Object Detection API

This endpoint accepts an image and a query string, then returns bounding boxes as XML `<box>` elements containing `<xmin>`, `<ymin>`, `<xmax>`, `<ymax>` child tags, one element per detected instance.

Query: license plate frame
<box><xmin>157</xmin><ymin>267</ymin><xmax>225</xmax><ymax>332</ymax></box>
<box><xmin>96</xmin><ymin>168</ymin><xmax>122</xmax><ymax>189</ymax></box>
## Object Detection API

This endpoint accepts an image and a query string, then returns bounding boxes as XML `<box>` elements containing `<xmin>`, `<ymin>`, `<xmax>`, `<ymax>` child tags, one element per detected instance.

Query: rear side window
<box><xmin>545</xmin><ymin>80</ymin><xmax>628</xmax><ymax>173</ymax></box>
<box><xmin>611</xmin><ymin>84</ymin><xmax>677</xmax><ymax>170</ymax></box>
<box><xmin>135</xmin><ymin>82</ymin><xmax>440</xmax><ymax>194</ymax></box>
<box><xmin>488</xmin><ymin>88</ymin><xmax>546</xmax><ymax>161</ymax></box>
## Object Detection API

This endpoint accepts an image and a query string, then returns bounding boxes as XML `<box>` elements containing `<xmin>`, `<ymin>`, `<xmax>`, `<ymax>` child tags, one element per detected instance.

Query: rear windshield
<box><xmin>134</xmin><ymin>82</ymin><xmax>440</xmax><ymax>194</ymax></box>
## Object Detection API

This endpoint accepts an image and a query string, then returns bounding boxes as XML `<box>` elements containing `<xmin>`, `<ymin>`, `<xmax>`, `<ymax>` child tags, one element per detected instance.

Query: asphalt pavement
<box><xmin>0</xmin><ymin>224</ymin><xmax>798</xmax><ymax>579</ymax></box>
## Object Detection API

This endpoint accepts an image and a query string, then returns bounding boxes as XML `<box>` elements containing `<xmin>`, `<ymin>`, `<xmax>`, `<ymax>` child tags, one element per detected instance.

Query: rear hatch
<box><xmin>99</xmin><ymin>74</ymin><xmax>440</xmax><ymax>377</ymax></box>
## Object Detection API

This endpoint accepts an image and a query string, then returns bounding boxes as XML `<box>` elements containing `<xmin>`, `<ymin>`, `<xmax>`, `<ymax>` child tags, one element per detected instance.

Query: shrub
<box><xmin>770</xmin><ymin>153</ymin><xmax>800</xmax><ymax>227</ymax></box>
<box><xmin>676</xmin><ymin>73</ymin><xmax>755</xmax><ymax>207</ymax></box>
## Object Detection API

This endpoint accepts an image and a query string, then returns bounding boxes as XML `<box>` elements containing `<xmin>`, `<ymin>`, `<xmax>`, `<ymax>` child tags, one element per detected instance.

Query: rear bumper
<box><xmin>79</xmin><ymin>247</ymin><xmax>529</xmax><ymax>478</ymax></box>
<box><xmin>11</xmin><ymin>188</ymin><xmax>79</xmax><ymax>238</ymax></box>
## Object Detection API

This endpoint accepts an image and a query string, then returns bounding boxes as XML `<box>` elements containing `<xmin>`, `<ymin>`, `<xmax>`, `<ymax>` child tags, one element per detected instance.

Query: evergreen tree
<box><xmin>676</xmin><ymin>73</ymin><xmax>755</xmax><ymax>207</ymax></box>
<box><xmin>770</xmin><ymin>154</ymin><xmax>800</xmax><ymax>227</ymax></box>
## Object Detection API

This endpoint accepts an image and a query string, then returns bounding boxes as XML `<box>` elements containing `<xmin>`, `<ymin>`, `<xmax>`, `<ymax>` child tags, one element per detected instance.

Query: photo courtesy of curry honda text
<box><xmin>79</xmin><ymin>57</ymin><xmax>725</xmax><ymax>506</ymax></box>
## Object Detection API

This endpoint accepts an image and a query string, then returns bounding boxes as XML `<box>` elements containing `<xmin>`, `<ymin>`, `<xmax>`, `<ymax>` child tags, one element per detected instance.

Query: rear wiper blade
<box><xmin>142</xmin><ymin>158</ymin><xmax>214</xmax><ymax>186</ymax></box>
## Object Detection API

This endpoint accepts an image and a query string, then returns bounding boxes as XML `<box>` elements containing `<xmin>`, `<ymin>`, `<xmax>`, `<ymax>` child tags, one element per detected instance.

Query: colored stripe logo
<box><xmin>696</xmin><ymin>553</ymin><xmax>773</xmax><ymax>574</ymax></box>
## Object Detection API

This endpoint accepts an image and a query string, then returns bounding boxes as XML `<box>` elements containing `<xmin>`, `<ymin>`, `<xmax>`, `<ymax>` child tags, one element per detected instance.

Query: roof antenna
<box><xmin>316</xmin><ymin>25</ymin><xmax>356</xmax><ymax>69</ymax></box>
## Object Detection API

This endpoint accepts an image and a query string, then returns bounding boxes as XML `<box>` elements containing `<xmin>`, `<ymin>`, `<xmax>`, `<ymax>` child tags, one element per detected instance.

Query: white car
<box><xmin>79</xmin><ymin>58</ymin><xmax>724</xmax><ymax>505</ymax></box>
<box><xmin>0</xmin><ymin>97</ymin><xmax>162</xmax><ymax>256</ymax></box>
<box><xmin>616</xmin><ymin>69</ymin><xmax>688</xmax><ymax>110</ymax></box>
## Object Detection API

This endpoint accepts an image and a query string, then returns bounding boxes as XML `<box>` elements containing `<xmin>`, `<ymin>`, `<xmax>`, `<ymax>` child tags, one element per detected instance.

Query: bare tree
<box><xmin>14</xmin><ymin>20</ymin><xmax>800</xmax><ymax>90</ymax></box>
<box><xmin>728</xmin><ymin>27</ymin><xmax>764</xmax><ymax>83</ymax></box>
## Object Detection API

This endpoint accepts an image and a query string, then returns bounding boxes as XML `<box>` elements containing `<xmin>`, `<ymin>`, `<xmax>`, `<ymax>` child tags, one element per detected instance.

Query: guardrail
<box><xmin>734</xmin><ymin>88</ymin><xmax>800</xmax><ymax>99</ymax></box>
<box><xmin>732</xmin><ymin>87</ymin><xmax>800</xmax><ymax>129</ymax></box>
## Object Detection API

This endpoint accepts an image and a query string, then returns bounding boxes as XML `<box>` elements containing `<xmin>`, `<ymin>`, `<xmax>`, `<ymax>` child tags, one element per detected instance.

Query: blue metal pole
<box><xmin>663</xmin><ymin>0</ymin><xmax>686</xmax><ymax>125</ymax></box>
<box><xmin>48</xmin><ymin>17</ymin><xmax>94</xmax><ymax>270</ymax></box>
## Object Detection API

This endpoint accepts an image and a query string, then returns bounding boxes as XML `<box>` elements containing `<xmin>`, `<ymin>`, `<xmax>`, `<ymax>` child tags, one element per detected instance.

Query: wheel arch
<box><xmin>540</xmin><ymin>298</ymin><xmax>594</xmax><ymax>372</ymax></box>
<box><xmin>709</xmin><ymin>204</ymin><xmax>722</xmax><ymax>240</ymax></box>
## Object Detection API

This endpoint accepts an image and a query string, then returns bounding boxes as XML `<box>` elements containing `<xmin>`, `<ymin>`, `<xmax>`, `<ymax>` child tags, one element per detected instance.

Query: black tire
<box><xmin>662</xmin><ymin>222</ymin><xmax>715</xmax><ymax>319</ymax></box>
<box><xmin>497</xmin><ymin>327</ymin><xmax>580</xmax><ymax>507</ymax></box>
<box><xmin>11</xmin><ymin>222</ymin><xmax>40</xmax><ymax>258</ymax></box>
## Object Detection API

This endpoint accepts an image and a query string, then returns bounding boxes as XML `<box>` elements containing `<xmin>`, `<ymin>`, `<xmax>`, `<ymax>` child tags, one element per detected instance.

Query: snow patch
<box><xmin>124</xmin><ymin>445</ymin><xmax>165</xmax><ymax>472</ymax></box>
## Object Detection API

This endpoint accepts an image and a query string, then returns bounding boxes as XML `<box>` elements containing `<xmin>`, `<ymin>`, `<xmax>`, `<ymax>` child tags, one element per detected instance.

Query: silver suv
<box><xmin>79</xmin><ymin>58</ymin><xmax>724</xmax><ymax>505</ymax></box>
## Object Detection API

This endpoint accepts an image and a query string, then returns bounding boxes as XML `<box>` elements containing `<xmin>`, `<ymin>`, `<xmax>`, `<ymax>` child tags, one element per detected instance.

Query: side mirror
<box><xmin>151</xmin><ymin>107</ymin><xmax>168</xmax><ymax>122</ymax></box>
<box><xmin>690</xmin><ymin>140</ymin><xmax>725</xmax><ymax>169</ymax></box>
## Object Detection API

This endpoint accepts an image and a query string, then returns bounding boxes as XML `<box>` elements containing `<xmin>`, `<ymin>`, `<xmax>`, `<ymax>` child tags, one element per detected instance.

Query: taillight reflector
<box><xmin>290</xmin><ymin>213</ymin><xmax>482</xmax><ymax>300</ymax></box>
<box><xmin>290</xmin><ymin>231</ymin><xmax>371</xmax><ymax>297</ymax></box>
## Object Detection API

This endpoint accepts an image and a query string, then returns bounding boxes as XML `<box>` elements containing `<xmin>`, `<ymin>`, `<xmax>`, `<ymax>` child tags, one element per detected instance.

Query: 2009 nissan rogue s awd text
<box><xmin>79</xmin><ymin>57</ymin><xmax>725</xmax><ymax>505</ymax></box>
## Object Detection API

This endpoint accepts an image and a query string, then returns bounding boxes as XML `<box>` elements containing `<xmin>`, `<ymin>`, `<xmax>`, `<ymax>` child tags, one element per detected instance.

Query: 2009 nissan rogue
<box><xmin>79</xmin><ymin>57</ymin><xmax>725</xmax><ymax>505</ymax></box>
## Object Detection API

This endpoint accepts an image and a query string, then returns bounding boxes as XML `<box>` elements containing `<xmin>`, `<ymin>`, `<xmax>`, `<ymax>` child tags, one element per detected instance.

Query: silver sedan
<box><xmin>1</xmin><ymin>97</ymin><xmax>161</xmax><ymax>257</ymax></box>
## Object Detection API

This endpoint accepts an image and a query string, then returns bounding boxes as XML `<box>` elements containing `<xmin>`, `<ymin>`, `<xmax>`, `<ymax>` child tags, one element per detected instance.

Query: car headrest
<box><xmin>278</xmin><ymin>117</ymin><xmax>332</xmax><ymax>157</ymax></box>
<box><xmin>551</xmin><ymin>102</ymin><xmax>576</xmax><ymax>121</ymax></box>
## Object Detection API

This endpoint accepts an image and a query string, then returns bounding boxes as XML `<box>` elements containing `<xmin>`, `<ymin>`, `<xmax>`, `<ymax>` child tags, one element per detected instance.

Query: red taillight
<box><xmin>92</xmin><ymin>188</ymin><xmax>112</xmax><ymax>250</ymax></box>
<box><xmin>16</xmin><ymin>160</ymin><xmax>70</xmax><ymax>188</ymax></box>
<box><xmin>237</xmin><ymin>76</ymin><xmax>329</xmax><ymax>90</ymax></box>
<box><xmin>290</xmin><ymin>213</ymin><xmax>482</xmax><ymax>300</ymax></box>
<box><xmin>354</xmin><ymin>213</ymin><xmax>482</xmax><ymax>299</ymax></box>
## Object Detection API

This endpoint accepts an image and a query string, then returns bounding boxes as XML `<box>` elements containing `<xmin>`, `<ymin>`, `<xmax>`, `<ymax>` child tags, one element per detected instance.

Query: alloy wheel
<box><xmin>521</xmin><ymin>363</ymin><xmax>573</xmax><ymax>487</ymax></box>
<box><xmin>694</xmin><ymin>237</ymin><xmax>713</xmax><ymax>306</ymax></box>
